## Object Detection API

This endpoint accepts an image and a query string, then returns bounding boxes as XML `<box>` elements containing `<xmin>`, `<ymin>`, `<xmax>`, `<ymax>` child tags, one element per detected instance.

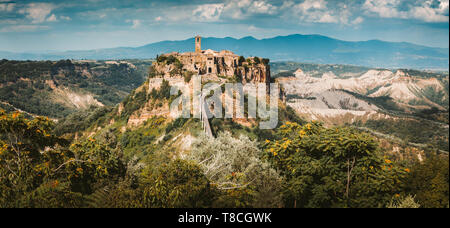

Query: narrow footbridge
<box><xmin>199</xmin><ymin>94</ymin><xmax>214</xmax><ymax>138</ymax></box>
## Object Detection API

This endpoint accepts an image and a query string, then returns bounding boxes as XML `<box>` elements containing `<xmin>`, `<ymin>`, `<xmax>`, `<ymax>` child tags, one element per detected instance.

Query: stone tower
<box><xmin>195</xmin><ymin>35</ymin><xmax>201</xmax><ymax>53</ymax></box>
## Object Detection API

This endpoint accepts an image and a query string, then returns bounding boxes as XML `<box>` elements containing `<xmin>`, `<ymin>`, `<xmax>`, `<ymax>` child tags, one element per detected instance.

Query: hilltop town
<box><xmin>150</xmin><ymin>36</ymin><xmax>271</xmax><ymax>84</ymax></box>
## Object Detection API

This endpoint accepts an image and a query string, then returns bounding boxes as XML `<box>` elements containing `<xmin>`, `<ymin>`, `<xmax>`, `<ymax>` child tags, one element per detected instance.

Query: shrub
<box><xmin>166</xmin><ymin>55</ymin><xmax>177</xmax><ymax>65</ymax></box>
<box><xmin>188</xmin><ymin>132</ymin><xmax>283</xmax><ymax>208</ymax></box>
<box><xmin>156</xmin><ymin>55</ymin><xmax>167</xmax><ymax>63</ymax></box>
<box><xmin>387</xmin><ymin>195</ymin><xmax>420</xmax><ymax>208</ymax></box>
<box><xmin>184</xmin><ymin>71</ymin><xmax>194</xmax><ymax>83</ymax></box>
<box><xmin>405</xmin><ymin>154</ymin><xmax>449</xmax><ymax>208</ymax></box>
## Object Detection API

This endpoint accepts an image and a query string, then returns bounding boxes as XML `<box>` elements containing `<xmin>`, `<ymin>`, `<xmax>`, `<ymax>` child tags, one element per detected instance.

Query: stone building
<box><xmin>153</xmin><ymin>36</ymin><xmax>270</xmax><ymax>84</ymax></box>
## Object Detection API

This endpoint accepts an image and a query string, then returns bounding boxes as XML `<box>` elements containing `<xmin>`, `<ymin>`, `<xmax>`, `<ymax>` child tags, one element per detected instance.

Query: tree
<box><xmin>68</xmin><ymin>138</ymin><xmax>126</xmax><ymax>194</ymax></box>
<box><xmin>0</xmin><ymin>110</ymin><xmax>75</xmax><ymax>207</ymax></box>
<box><xmin>238</xmin><ymin>56</ymin><xmax>246</xmax><ymax>66</ymax></box>
<box><xmin>140</xmin><ymin>159</ymin><xmax>217</xmax><ymax>208</ymax></box>
<box><xmin>148</xmin><ymin>66</ymin><xmax>157</xmax><ymax>78</ymax></box>
<box><xmin>156</xmin><ymin>55</ymin><xmax>167</xmax><ymax>63</ymax></box>
<box><xmin>170</xmin><ymin>60</ymin><xmax>184</xmax><ymax>76</ymax></box>
<box><xmin>149</xmin><ymin>79</ymin><xmax>171</xmax><ymax>100</ymax></box>
<box><xmin>0</xmin><ymin>110</ymin><xmax>143</xmax><ymax>208</ymax></box>
<box><xmin>19</xmin><ymin>181</ymin><xmax>83</xmax><ymax>208</ymax></box>
<box><xmin>166</xmin><ymin>55</ymin><xmax>177</xmax><ymax>65</ymax></box>
<box><xmin>84</xmin><ymin>156</ymin><xmax>145</xmax><ymax>208</ymax></box>
<box><xmin>405</xmin><ymin>154</ymin><xmax>449</xmax><ymax>208</ymax></box>
<box><xmin>265</xmin><ymin>121</ymin><xmax>408</xmax><ymax>208</ymax></box>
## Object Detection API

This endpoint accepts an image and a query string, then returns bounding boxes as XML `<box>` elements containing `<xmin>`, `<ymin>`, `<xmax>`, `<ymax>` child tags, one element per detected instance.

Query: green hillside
<box><xmin>0</xmin><ymin>59</ymin><xmax>152</xmax><ymax>118</ymax></box>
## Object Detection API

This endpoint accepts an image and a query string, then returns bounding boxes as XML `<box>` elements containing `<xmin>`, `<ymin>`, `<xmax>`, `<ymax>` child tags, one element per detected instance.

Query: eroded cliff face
<box><xmin>236</xmin><ymin>62</ymin><xmax>271</xmax><ymax>84</ymax></box>
<box><xmin>124</xmin><ymin>51</ymin><xmax>273</xmax><ymax>128</ymax></box>
<box><xmin>124</xmin><ymin>78</ymin><xmax>182</xmax><ymax>127</ymax></box>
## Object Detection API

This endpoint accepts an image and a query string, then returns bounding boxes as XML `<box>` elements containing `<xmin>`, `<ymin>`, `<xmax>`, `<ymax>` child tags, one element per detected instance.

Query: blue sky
<box><xmin>0</xmin><ymin>0</ymin><xmax>448</xmax><ymax>52</ymax></box>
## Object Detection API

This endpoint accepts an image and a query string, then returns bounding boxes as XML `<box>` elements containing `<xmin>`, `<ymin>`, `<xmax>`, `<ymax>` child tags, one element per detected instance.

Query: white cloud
<box><xmin>410</xmin><ymin>0</ymin><xmax>449</xmax><ymax>22</ymax></box>
<box><xmin>248</xmin><ymin>0</ymin><xmax>278</xmax><ymax>14</ymax></box>
<box><xmin>248</xmin><ymin>25</ymin><xmax>259</xmax><ymax>31</ymax></box>
<box><xmin>280</xmin><ymin>0</ymin><xmax>295</xmax><ymax>10</ymax></box>
<box><xmin>363</xmin><ymin>0</ymin><xmax>405</xmax><ymax>18</ymax></box>
<box><xmin>132</xmin><ymin>19</ymin><xmax>141</xmax><ymax>29</ymax></box>
<box><xmin>46</xmin><ymin>14</ymin><xmax>58</xmax><ymax>22</ymax></box>
<box><xmin>77</xmin><ymin>8</ymin><xmax>116</xmax><ymax>20</ymax></box>
<box><xmin>193</xmin><ymin>4</ymin><xmax>224</xmax><ymax>22</ymax></box>
<box><xmin>0</xmin><ymin>25</ymin><xmax>50</xmax><ymax>33</ymax></box>
<box><xmin>352</xmin><ymin>16</ymin><xmax>364</xmax><ymax>25</ymax></box>
<box><xmin>60</xmin><ymin>16</ymin><xmax>71</xmax><ymax>21</ymax></box>
<box><xmin>222</xmin><ymin>0</ymin><xmax>278</xmax><ymax>19</ymax></box>
<box><xmin>126</xmin><ymin>19</ymin><xmax>141</xmax><ymax>29</ymax></box>
<box><xmin>277</xmin><ymin>0</ymin><xmax>367</xmax><ymax>26</ymax></box>
<box><xmin>19</xmin><ymin>3</ymin><xmax>56</xmax><ymax>24</ymax></box>
<box><xmin>0</xmin><ymin>2</ymin><xmax>14</xmax><ymax>12</ymax></box>
<box><xmin>299</xmin><ymin>0</ymin><xmax>338</xmax><ymax>23</ymax></box>
<box><xmin>0</xmin><ymin>19</ymin><xmax>20</xmax><ymax>25</ymax></box>
<box><xmin>283</xmin><ymin>0</ymin><xmax>342</xmax><ymax>24</ymax></box>
<box><xmin>296</xmin><ymin>0</ymin><xmax>327</xmax><ymax>12</ymax></box>
<box><xmin>155</xmin><ymin>0</ymin><xmax>360</xmax><ymax>25</ymax></box>
<box><xmin>363</xmin><ymin>0</ymin><xmax>449</xmax><ymax>22</ymax></box>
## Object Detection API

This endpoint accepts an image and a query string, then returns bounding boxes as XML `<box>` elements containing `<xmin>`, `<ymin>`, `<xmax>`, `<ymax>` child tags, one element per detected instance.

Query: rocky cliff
<box><xmin>236</xmin><ymin>61</ymin><xmax>270</xmax><ymax>84</ymax></box>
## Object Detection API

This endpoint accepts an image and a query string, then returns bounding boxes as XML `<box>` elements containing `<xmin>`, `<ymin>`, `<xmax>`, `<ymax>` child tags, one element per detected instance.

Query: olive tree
<box><xmin>188</xmin><ymin>131</ymin><xmax>282</xmax><ymax>208</ymax></box>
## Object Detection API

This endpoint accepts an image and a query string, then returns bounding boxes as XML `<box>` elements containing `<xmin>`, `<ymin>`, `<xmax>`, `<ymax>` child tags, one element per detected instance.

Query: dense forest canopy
<box><xmin>0</xmin><ymin>110</ymin><xmax>447</xmax><ymax>208</ymax></box>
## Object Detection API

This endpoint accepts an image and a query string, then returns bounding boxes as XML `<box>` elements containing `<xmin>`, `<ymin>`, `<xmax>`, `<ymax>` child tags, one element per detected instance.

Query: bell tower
<box><xmin>195</xmin><ymin>35</ymin><xmax>201</xmax><ymax>53</ymax></box>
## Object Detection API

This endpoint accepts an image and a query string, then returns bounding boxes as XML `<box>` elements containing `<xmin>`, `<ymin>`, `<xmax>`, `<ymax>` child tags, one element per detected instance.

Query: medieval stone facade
<box><xmin>152</xmin><ymin>36</ymin><xmax>270</xmax><ymax>84</ymax></box>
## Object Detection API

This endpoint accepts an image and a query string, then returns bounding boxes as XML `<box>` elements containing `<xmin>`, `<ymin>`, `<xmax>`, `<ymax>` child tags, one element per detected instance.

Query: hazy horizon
<box><xmin>1</xmin><ymin>32</ymin><xmax>449</xmax><ymax>54</ymax></box>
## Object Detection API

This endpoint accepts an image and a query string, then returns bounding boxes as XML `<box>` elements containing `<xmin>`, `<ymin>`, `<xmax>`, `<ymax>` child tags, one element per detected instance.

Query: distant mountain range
<box><xmin>1</xmin><ymin>34</ymin><xmax>448</xmax><ymax>69</ymax></box>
